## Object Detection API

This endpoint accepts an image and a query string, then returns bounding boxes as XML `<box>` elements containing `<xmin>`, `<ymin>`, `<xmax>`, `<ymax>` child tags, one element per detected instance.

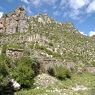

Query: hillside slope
<box><xmin>0</xmin><ymin>6</ymin><xmax>95</xmax><ymax>95</ymax></box>
<box><xmin>0</xmin><ymin>7</ymin><xmax>95</xmax><ymax>68</ymax></box>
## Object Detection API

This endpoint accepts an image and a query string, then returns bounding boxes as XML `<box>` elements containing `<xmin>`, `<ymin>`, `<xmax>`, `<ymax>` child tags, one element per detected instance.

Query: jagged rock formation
<box><xmin>0</xmin><ymin>7</ymin><xmax>75</xmax><ymax>35</ymax></box>
<box><xmin>0</xmin><ymin>7</ymin><xmax>28</xmax><ymax>34</ymax></box>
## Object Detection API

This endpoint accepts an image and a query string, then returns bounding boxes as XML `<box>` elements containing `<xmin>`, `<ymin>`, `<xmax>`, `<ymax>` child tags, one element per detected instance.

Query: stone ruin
<box><xmin>6</xmin><ymin>48</ymin><xmax>24</xmax><ymax>59</ymax></box>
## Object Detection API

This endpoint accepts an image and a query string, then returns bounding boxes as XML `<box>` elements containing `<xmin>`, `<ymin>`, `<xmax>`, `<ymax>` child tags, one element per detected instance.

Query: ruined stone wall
<box><xmin>0</xmin><ymin>32</ymin><xmax>49</xmax><ymax>46</ymax></box>
<box><xmin>6</xmin><ymin>49</ymin><xmax>23</xmax><ymax>59</ymax></box>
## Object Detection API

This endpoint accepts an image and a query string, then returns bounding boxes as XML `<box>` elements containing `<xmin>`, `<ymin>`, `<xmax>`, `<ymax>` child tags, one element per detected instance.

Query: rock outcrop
<box><xmin>34</xmin><ymin>73</ymin><xmax>58</xmax><ymax>87</ymax></box>
<box><xmin>0</xmin><ymin>7</ymin><xmax>28</xmax><ymax>34</ymax></box>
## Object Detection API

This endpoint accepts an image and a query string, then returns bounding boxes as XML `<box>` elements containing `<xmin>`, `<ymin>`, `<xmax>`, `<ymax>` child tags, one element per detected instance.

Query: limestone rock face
<box><xmin>0</xmin><ymin>7</ymin><xmax>28</xmax><ymax>34</ymax></box>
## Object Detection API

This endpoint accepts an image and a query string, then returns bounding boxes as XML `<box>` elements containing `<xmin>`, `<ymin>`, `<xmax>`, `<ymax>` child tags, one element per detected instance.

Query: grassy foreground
<box><xmin>15</xmin><ymin>73</ymin><xmax>95</xmax><ymax>95</ymax></box>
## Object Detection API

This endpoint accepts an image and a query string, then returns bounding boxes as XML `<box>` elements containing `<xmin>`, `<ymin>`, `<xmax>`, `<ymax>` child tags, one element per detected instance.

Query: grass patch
<box><xmin>15</xmin><ymin>73</ymin><xmax>95</xmax><ymax>95</ymax></box>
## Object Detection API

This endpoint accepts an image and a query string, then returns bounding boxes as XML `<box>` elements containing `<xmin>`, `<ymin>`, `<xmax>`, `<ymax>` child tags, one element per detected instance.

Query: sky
<box><xmin>0</xmin><ymin>0</ymin><xmax>95</xmax><ymax>36</ymax></box>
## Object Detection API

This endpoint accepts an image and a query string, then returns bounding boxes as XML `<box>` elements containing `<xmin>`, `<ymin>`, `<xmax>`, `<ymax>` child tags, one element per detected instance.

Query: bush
<box><xmin>0</xmin><ymin>55</ymin><xmax>9</xmax><ymax>85</ymax></box>
<box><xmin>32</xmin><ymin>58</ymin><xmax>40</xmax><ymax>76</ymax></box>
<box><xmin>10</xmin><ymin>57</ymin><xmax>35</xmax><ymax>88</ymax></box>
<box><xmin>48</xmin><ymin>65</ymin><xmax>71</xmax><ymax>80</ymax></box>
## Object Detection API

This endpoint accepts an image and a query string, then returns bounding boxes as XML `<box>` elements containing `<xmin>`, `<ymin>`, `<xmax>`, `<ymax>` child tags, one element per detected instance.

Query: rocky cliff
<box><xmin>0</xmin><ymin>7</ymin><xmax>28</xmax><ymax>34</ymax></box>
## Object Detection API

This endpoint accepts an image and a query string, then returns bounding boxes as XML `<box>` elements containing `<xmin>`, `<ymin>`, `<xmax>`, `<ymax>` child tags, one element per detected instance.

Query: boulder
<box><xmin>10</xmin><ymin>79</ymin><xmax>21</xmax><ymax>91</ymax></box>
<box><xmin>34</xmin><ymin>73</ymin><xmax>58</xmax><ymax>87</ymax></box>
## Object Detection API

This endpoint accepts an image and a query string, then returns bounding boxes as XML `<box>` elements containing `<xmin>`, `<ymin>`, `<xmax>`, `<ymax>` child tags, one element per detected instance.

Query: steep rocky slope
<box><xmin>0</xmin><ymin>7</ymin><xmax>95</xmax><ymax>74</ymax></box>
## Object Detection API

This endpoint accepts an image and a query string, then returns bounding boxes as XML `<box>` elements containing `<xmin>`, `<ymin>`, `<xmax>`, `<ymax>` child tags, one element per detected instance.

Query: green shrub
<box><xmin>10</xmin><ymin>57</ymin><xmax>35</xmax><ymax>88</ymax></box>
<box><xmin>7</xmin><ymin>43</ymin><xmax>24</xmax><ymax>49</ymax></box>
<box><xmin>48</xmin><ymin>65</ymin><xmax>71</xmax><ymax>80</ymax></box>
<box><xmin>31</xmin><ymin>58</ymin><xmax>40</xmax><ymax>76</ymax></box>
<box><xmin>0</xmin><ymin>55</ymin><xmax>9</xmax><ymax>85</ymax></box>
<box><xmin>47</xmin><ymin>67</ymin><xmax>55</xmax><ymax>76</ymax></box>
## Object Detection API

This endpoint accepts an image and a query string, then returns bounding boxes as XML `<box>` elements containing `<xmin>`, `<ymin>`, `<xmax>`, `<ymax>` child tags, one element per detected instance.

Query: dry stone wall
<box><xmin>6</xmin><ymin>48</ymin><xmax>24</xmax><ymax>59</ymax></box>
